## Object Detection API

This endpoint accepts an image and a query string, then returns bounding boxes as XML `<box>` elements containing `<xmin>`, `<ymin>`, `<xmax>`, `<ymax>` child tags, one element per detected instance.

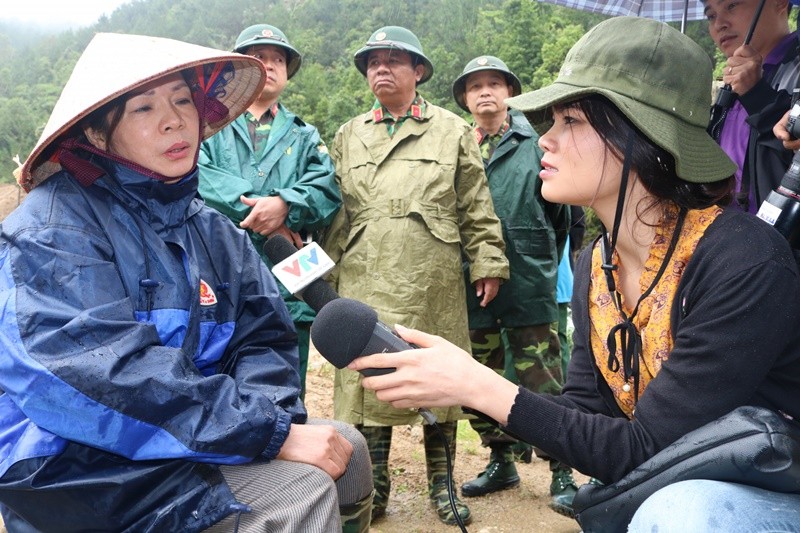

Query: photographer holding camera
<box><xmin>704</xmin><ymin>0</ymin><xmax>800</xmax><ymax>213</ymax></box>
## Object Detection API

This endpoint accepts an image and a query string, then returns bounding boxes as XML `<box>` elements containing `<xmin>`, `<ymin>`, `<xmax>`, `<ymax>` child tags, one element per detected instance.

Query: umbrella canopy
<box><xmin>538</xmin><ymin>0</ymin><xmax>705</xmax><ymax>31</ymax></box>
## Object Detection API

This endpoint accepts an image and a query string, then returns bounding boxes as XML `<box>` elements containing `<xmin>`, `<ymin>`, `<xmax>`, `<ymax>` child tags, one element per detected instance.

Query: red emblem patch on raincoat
<box><xmin>199</xmin><ymin>279</ymin><xmax>217</xmax><ymax>306</ymax></box>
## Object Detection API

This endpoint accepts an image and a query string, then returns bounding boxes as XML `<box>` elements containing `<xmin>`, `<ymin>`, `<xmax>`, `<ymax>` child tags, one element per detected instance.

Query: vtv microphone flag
<box><xmin>269</xmin><ymin>241</ymin><xmax>335</xmax><ymax>296</ymax></box>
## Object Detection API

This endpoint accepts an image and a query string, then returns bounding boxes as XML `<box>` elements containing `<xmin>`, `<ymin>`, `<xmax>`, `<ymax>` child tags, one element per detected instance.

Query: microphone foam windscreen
<box><xmin>263</xmin><ymin>234</ymin><xmax>298</xmax><ymax>264</ymax></box>
<box><xmin>311</xmin><ymin>298</ymin><xmax>378</xmax><ymax>368</ymax></box>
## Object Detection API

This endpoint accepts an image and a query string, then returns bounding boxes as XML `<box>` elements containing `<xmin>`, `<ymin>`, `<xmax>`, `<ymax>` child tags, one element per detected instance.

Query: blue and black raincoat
<box><xmin>0</xmin><ymin>157</ymin><xmax>306</xmax><ymax>531</ymax></box>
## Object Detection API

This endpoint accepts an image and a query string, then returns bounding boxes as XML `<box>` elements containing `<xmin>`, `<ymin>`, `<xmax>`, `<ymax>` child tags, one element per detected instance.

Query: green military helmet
<box><xmin>233</xmin><ymin>24</ymin><xmax>303</xmax><ymax>79</ymax></box>
<box><xmin>452</xmin><ymin>56</ymin><xmax>522</xmax><ymax>112</ymax></box>
<box><xmin>353</xmin><ymin>26</ymin><xmax>434</xmax><ymax>85</ymax></box>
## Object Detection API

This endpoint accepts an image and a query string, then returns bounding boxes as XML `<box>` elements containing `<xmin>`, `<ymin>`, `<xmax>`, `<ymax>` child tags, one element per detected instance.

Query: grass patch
<box><xmin>456</xmin><ymin>419</ymin><xmax>481</xmax><ymax>456</ymax></box>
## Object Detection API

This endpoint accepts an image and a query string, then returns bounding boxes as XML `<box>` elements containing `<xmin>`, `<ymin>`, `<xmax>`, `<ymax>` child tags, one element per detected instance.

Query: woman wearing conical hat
<box><xmin>0</xmin><ymin>33</ymin><xmax>372</xmax><ymax>532</ymax></box>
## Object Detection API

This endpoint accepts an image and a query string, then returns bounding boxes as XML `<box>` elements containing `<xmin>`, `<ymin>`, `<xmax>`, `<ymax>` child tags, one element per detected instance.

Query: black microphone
<box><xmin>314</xmin><ymin>298</ymin><xmax>535</xmax><ymax>461</ymax></box>
<box><xmin>262</xmin><ymin>235</ymin><xmax>340</xmax><ymax>312</ymax></box>
<box><xmin>311</xmin><ymin>297</ymin><xmax>437</xmax><ymax>424</ymax></box>
<box><xmin>311</xmin><ymin>297</ymin><xmax>408</xmax><ymax>377</ymax></box>
<box><xmin>311</xmin><ymin>297</ymin><xmax>521</xmax><ymax>436</ymax></box>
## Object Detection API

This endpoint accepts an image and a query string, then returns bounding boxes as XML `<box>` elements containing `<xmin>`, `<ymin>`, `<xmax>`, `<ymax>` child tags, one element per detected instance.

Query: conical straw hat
<box><xmin>19</xmin><ymin>33</ymin><xmax>266</xmax><ymax>191</ymax></box>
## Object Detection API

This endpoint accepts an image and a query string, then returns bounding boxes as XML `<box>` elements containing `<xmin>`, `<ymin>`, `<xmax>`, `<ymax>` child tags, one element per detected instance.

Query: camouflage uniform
<box><xmin>340</xmin><ymin>494</ymin><xmax>373</xmax><ymax>533</ymax></box>
<box><xmin>470</xmin><ymin>324</ymin><xmax>563</xmax><ymax>448</ymax></box>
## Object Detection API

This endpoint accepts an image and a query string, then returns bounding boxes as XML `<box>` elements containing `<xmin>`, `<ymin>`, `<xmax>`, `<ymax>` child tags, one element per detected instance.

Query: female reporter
<box><xmin>350</xmin><ymin>17</ymin><xmax>800</xmax><ymax>531</ymax></box>
<box><xmin>0</xmin><ymin>34</ymin><xmax>371</xmax><ymax>532</ymax></box>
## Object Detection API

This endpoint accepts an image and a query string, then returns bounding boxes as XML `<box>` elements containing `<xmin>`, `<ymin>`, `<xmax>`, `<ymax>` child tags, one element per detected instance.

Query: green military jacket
<box><xmin>198</xmin><ymin>104</ymin><xmax>340</xmax><ymax>323</ymax></box>
<box><xmin>323</xmin><ymin>100</ymin><xmax>509</xmax><ymax>426</ymax></box>
<box><xmin>465</xmin><ymin>110</ymin><xmax>570</xmax><ymax>328</ymax></box>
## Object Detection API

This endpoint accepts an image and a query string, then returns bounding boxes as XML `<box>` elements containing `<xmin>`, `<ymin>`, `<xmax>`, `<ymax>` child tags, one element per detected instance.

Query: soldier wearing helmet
<box><xmin>198</xmin><ymin>24</ymin><xmax>341</xmax><ymax>403</ymax></box>
<box><xmin>322</xmin><ymin>27</ymin><xmax>509</xmax><ymax>526</ymax></box>
<box><xmin>452</xmin><ymin>55</ymin><xmax>576</xmax><ymax>517</ymax></box>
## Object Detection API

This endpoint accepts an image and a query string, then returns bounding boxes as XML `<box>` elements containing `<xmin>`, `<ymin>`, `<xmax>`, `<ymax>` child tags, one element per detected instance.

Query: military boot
<box><xmin>460</xmin><ymin>444</ymin><xmax>520</xmax><ymax>497</ymax></box>
<box><xmin>424</xmin><ymin>422</ymin><xmax>472</xmax><ymax>526</ymax></box>
<box><xmin>549</xmin><ymin>461</ymin><xmax>579</xmax><ymax>518</ymax></box>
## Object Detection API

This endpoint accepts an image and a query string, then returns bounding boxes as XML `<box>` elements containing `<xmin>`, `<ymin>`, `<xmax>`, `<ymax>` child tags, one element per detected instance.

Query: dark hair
<box><xmin>79</xmin><ymin>69</ymin><xmax>206</xmax><ymax>151</ymax></box>
<box><xmin>557</xmin><ymin>95</ymin><xmax>733</xmax><ymax>219</ymax></box>
<box><xmin>701</xmin><ymin>0</ymin><xmax>793</xmax><ymax>22</ymax></box>
<box><xmin>80</xmin><ymin>98</ymin><xmax>127</xmax><ymax>149</ymax></box>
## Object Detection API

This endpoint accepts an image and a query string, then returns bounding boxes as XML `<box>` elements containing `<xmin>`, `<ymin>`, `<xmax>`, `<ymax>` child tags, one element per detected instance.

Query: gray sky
<box><xmin>1</xmin><ymin>0</ymin><xmax>132</xmax><ymax>28</ymax></box>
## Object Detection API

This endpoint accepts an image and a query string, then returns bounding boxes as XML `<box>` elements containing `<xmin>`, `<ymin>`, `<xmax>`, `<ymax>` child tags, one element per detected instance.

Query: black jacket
<box><xmin>709</xmin><ymin>33</ymin><xmax>800</xmax><ymax>211</ymax></box>
<box><xmin>504</xmin><ymin>209</ymin><xmax>800</xmax><ymax>483</ymax></box>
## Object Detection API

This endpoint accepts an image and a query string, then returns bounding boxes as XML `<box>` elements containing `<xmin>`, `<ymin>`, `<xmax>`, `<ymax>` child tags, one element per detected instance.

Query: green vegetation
<box><xmin>0</xmin><ymin>0</ymin><xmax>718</xmax><ymax>187</ymax></box>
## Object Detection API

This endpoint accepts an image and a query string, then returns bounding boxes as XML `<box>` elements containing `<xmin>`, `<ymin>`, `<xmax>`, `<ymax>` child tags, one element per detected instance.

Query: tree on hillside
<box><xmin>0</xmin><ymin>0</ymin><xmax>722</xmax><ymax>183</ymax></box>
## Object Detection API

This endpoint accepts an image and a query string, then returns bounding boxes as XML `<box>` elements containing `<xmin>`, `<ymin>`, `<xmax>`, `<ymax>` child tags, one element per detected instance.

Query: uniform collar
<box><xmin>371</xmin><ymin>94</ymin><xmax>426</xmax><ymax>123</ymax></box>
<box><xmin>473</xmin><ymin>114</ymin><xmax>511</xmax><ymax>145</ymax></box>
<box><xmin>246</xmin><ymin>102</ymin><xmax>280</xmax><ymax>123</ymax></box>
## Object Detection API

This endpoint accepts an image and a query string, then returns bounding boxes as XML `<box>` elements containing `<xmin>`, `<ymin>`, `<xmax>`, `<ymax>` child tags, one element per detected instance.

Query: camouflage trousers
<box><xmin>469</xmin><ymin>323</ymin><xmax>562</xmax><ymax>450</ymax></box>
<box><xmin>358</xmin><ymin>422</ymin><xmax>457</xmax><ymax>511</ymax></box>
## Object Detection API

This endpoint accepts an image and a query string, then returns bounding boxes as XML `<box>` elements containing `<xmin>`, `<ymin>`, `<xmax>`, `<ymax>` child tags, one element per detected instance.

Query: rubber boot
<box><xmin>424</xmin><ymin>422</ymin><xmax>472</xmax><ymax>526</ymax></box>
<box><xmin>358</xmin><ymin>425</ymin><xmax>392</xmax><ymax>522</ymax></box>
<box><xmin>340</xmin><ymin>490</ymin><xmax>374</xmax><ymax>533</ymax></box>
<box><xmin>549</xmin><ymin>460</ymin><xmax>579</xmax><ymax>518</ymax></box>
<box><xmin>461</xmin><ymin>443</ymin><xmax>520</xmax><ymax>497</ymax></box>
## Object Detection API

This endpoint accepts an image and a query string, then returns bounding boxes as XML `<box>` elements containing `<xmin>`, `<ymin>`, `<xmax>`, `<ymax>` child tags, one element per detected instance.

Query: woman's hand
<box><xmin>349</xmin><ymin>325</ymin><xmax>519</xmax><ymax>425</ymax></box>
<box><xmin>277</xmin><ymin>423</ymin><xmax>353</xmax><ymax>480</ymax></box>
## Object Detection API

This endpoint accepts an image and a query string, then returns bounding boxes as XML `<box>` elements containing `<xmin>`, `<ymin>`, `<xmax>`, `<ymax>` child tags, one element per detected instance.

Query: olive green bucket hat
<box><xmin>452</xmin><ymin>55</ymin><xmax>522</xmax><ymax>112</ymax></box>
<box><xmin>353</xmin><ymin>26</ymin><xmax>434</xmax><ymax>84</ymax></box>
<box><xmin>506</xmin><ymin>16</ymin><xmax>735</xmax><ymax>183</ymax></box>
<box><xmin>234</xmin><ymin>24</ymin><xmax>302</xmax><ymax>79</ymax></box>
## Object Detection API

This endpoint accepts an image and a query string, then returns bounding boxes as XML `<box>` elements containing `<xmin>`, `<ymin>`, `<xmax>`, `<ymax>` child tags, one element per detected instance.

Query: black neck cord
<box><xmin>599</xmin><ymin>130</ymin><xmax>689</xmax><ymax>404</ymax></box>
<box><xmin>602</xmin><ymin>207</ymin><xmax>687</xmax><ymax>404</ymax></box>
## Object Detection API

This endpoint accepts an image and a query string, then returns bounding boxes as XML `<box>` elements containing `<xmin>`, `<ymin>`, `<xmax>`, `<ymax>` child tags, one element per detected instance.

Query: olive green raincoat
<box><xmin>323</xmin><ymin>101</ymin><xmax>509</xmax><ymax>426</ymax></box>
